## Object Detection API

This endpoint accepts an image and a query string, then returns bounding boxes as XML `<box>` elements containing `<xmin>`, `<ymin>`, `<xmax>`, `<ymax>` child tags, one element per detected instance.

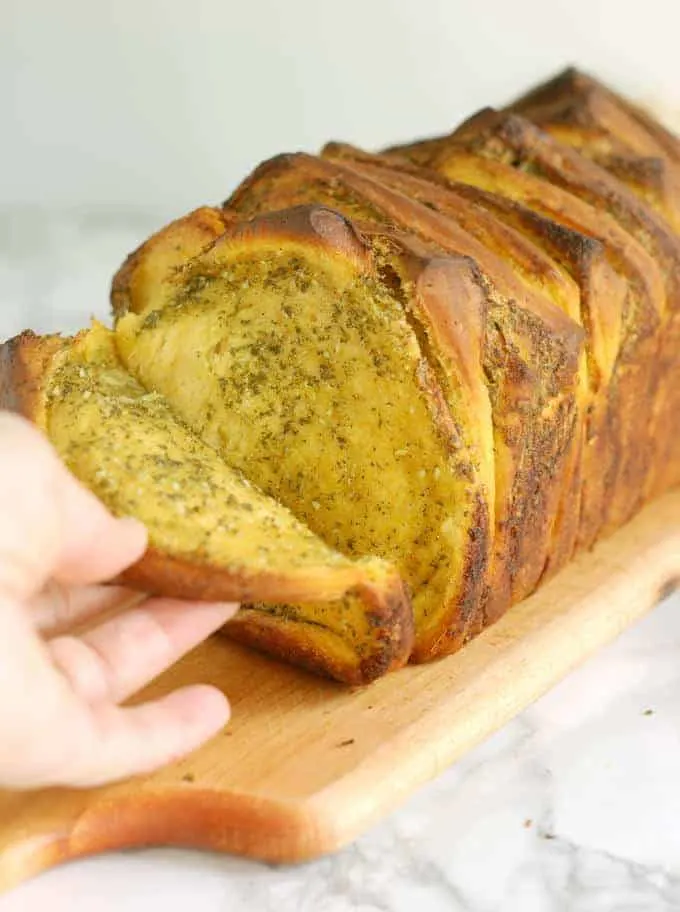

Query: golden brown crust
<box><xmin>622</xmin><ymin>100</ymin><xmax>680</xmax><ymax>167</ymax></box>
<box><xmin>118</xmin><ymin>546</ymin><xmax>392</xmax><ymax>607</ymax></box>
<box><xmin>130</xmin><ymin>563</ymin><xmax>412</xmax><ymax>686</ymax></box>
<box><xmin>334</xmin><ymin>156</ymin><xmax>582</xmax><ymax>316</ymax></box>
<box><xmin>508</xmin><ymin>73</ymin><xmax>680</xmax><ymax>233</ymax></box>
<box><xmin>503</xmin><ymin>78</ymin><xmax>680</xmax><ymax>499</ymax></box>
<box><xmin>441</xmin><ymin>184</ymin><xmax>622</xmax><ymax>557</ymax></box>
<box><xmin>218</xmin><ymin>202</ymin><xmax>376</xmax><ymax>274</ymax></box>
<box><xmin>596</xmin><ymin>153</ymin><xmax>680</xmax><ymax>223</ymax></box>
<box><xmin>110</xmin><ymin>207</ymin><xmax>233</xmax><ymax>319</ymax></box>
<box><xmin>451</xmin><ymin>109</ymin><xmax>679</xmax><ymax>264</ymax></box>
<box><xmin>509</xmin><ymin>68</ymin><xmax>680</xmax><ymax>161</ymax></box>
<box><xmin>0</xmin><ymin>330</ymin><xmax>67</xmax><ymax>427</ymax></box>
<box><xmin>448</xmin><ymin>109</ymin><xmax>680</xmax><ymax>324</ymax></box>
<box><xmin>227</xmin><ymin>572</ymin><xmax>413</xmax><ymax>685</ymax></box>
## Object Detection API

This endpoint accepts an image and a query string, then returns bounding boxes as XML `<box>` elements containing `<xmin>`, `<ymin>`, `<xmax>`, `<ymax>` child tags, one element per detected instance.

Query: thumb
<box><xmin>0</xmin><ymin>413</ymin><xmax>147</xmax><ymax>600</ymax></box>
<box><xmin>54</xmin><ymin>476</ymin><xmax>148</xmax><ymax>586</ymax></box>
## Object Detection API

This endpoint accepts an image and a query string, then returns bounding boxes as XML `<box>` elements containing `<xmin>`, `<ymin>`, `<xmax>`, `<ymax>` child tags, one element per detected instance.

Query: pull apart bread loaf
<box><xmin>1</xmin><ymin>68</ymin><xmax>678</xmax><ymax>683</ymax></box>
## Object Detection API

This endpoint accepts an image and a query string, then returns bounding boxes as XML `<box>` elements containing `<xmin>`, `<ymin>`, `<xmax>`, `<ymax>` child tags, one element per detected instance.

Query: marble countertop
<box><xmin>1</xmin><ymin>210</ymin><xmax>680</xmax><ymax>912</ymax></box>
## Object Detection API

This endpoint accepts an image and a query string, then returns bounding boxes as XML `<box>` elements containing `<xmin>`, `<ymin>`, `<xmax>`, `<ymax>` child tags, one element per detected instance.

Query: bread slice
<box><xmin>387</xmin><ymin>67</ymin><xmax>680</xmax><ymax>176</ymax></box>
<box><xmin>226</xmin><ymin>155</ymin><xmax>584</xmax><ymax>618</ymax></box>
<box><xmin>112</xmin><ymin>204</ymin><xmax>493</xmax><ymax>662</ymax></box>
<box><xmin>0</xmin><ymin>323</ymin><xmax>413</xmax><ymax>683</ymax></box>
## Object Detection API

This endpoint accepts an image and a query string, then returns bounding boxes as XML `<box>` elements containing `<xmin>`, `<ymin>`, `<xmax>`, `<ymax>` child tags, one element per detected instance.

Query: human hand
<box><xmin>0</xmin><ymin>412</ymin><xmax>237</xmax><ymax>790</ymax></box>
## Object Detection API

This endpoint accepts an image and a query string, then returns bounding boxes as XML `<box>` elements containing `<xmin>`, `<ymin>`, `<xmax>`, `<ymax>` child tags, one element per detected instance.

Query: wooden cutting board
<box><xmin>1</xmin><ymin>490</ymin><xmax>679</xmax><ymax>894</ymax></box>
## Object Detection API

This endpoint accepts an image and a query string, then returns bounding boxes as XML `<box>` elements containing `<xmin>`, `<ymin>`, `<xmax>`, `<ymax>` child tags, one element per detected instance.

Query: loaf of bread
<box><xmin>1</xmin><ymin>68</ymin><xmax>677</xmax><ymax>684</ymax></box>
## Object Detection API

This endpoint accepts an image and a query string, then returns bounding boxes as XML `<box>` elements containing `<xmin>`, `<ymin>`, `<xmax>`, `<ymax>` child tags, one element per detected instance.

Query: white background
<box><xmin>2</xmin><ymin>0</ymin><xmax>680</xmax><ymax>217</ymax></box>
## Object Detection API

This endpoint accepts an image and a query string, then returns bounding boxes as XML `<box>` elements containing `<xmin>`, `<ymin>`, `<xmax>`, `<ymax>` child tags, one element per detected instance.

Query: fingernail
<box><xmin>117</xmin><ymin>516</ymin><xmax>148</xmax><ymax>541</ymax></box>
<box><xmin>174</xmin><ymin>685</ymin><xmax>231</xmax><ymax>733</ymax></box>
<box><xmin>220</xmin><ymin>602</ymin><xmax>240</xmax><ymax>618</ymax></box>
<box><xmin>192</xmin><ymin>600</ymin><xmax>240</xmax><ymax>626</ymax></box>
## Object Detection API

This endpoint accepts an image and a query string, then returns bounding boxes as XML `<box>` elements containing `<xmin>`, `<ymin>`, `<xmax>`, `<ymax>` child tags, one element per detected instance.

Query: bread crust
<box><xmin>509</xmin><ymin>68</ymin><xmax>680</xmax><ymax>161</ymax></box>
<box><xmin>508</xmin><ymin>69</ymin><xmax>680</xmax><ymax>232</ymax></box>
<box><xmin>356</xmin><ymin>227</ymin><xmax>494</xmax><ymax>656</ymax></box>
<box><xmin>451</xmin><ymin>111</ymin><xmax>680</xmax><ymax>501</ymax></box>
<box><xmin>228</xmin><ymin>571</ymin><xmax>413</xmax><ymax>683</ymax></box>
<box><xmin>504</xmin><ymin>76</ymin><xmax>680</xmax><ymax>498</ymax></box>
<box><xmin>390</xmin><ymin>146</ymin><xmax>662</xmax><ymax>538</ymax></box>
<box><xmin>111</xmin><ymin>207</ymin><xmax>234</xmax><ymax>319</ymax></box>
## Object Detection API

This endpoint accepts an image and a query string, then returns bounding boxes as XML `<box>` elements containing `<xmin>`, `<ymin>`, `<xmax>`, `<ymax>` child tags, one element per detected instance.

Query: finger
<box><xmin>0</xmin><ymin>414</ymin><xmax>147</xmax><ymax>600</ymax></box>
<box><xmin>55</xmin><ymin>489</ymin><xmax>148</xmax><ymax>587</ymax></box>
<box><xmin>4</xmin><ymin>683</ymin><xmax>230</xmax><ymax>790</ymax></box>
<box><xmin>0</xmin><ymin>414</ymin><xmax>67</xmax><ymax>599</ymax></box>
<box><xmin>56</xmin><ymin>684</ymin><xmax>230</xmax><ymax>788</ymax></box>
<box><xmin>0</xmin><ymin>590</ymin><xmax>231</xmax><ymax>790</ymax></box>
<box><xmin>31</xmin><ymin>583</ymin><xmax>145</xmax><ymax>636</ymax></box>
<box><xmin>49</xmin><ymin>600</ymin><xmax>238</xmax><ymax>705</ymax></box>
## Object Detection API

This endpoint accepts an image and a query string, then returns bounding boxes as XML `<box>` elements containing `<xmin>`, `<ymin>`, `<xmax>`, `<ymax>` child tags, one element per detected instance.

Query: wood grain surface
<box><xmin>1</xmin><ymin>490</ymin><xmax>679</xmax><ymax>894</ymax></box>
